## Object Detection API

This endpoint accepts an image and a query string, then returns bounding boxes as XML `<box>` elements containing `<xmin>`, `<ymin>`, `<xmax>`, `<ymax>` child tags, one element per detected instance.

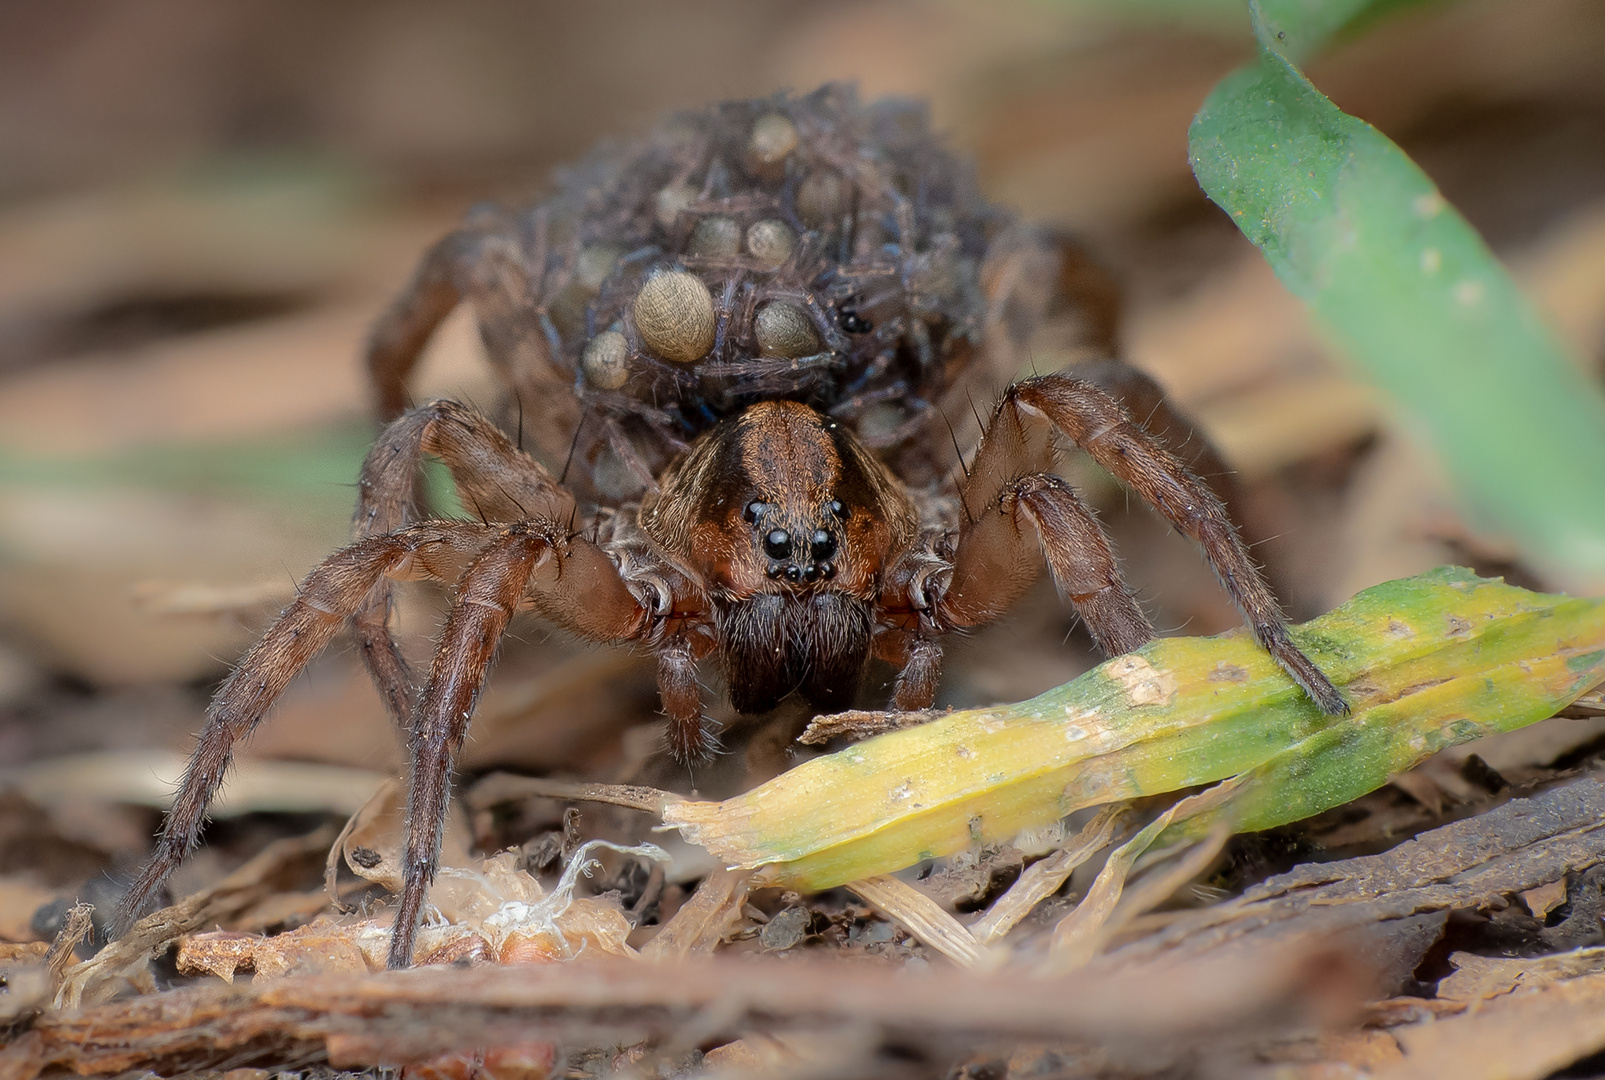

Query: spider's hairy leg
<box><xmin>875</xmin><ymin>631</ymin><xmax>943</xmax><ymax>713</ymax></box>
<box><xmin>1008</xmin><ymin>374</ymin><xmax>1347</xmax><ymax>715</ymax></box>
<box><xmin>658</xmin><ymin>636</ymin><xmax>717</xmax><ymax>762</ymax></box>
<box><xmin>1065</xmin><ymin>357</ymin><xmax>1239</xmax><ymax>513</ymax></box>
<box><xmin>367</xmin><ymin>228</ymin><xmax>484</xmax><ymax>422</ymax></box>
<box><xmin>878</xmin><ymin>390</ymin><xmax>1151</xmax><ymax>710</ymax></box>
<box><xmin>364</xmin><ymin>215</ymin><xmax>551</xmax><ymax>422</ymax></box>
<box><xmin>352</xmin><ymin>399</ymin><xmax>577</xmax><ymax>732</ymax></box>
<box><xmin>940</xmin><ymin>472</ymin><xmax>1155</xmax><ymax>659</ymax></box>
<box><xmin>1042</xmin><ymin>226</ymin><xmax>1125</xmax><ymax>357</ymax></box>
<box><xmin>388</xmin><ymin>521</ymin><xmax>652</xmax><ymax>969</ymax></box>
<box><xmin>111</xmin><ymin>521</ymin><xmax>501</xmax><ymax>937</ymax></box>
<box><xmin>359</xmin><ymin>399</ymin><xmax>576</xmax><ymax>537</ymax></box>
<box><xmin>363</xmin><ymin>218</ymin><xmax>582</xmax><ymax>474</ymax></box>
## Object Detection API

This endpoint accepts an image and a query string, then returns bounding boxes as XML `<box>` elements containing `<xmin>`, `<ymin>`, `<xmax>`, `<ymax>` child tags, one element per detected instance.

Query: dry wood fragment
<box><xmin>1107</xmin><ymin>776</ymin><xmax>1605</xmax><ymax>970</ymax></box>
<box><xmin>970</xmin><ymin>804</ymin><xmax>1129</xmax><ymax>945</ymax></box>
<box><xmin>41</xmin><ymin>903</ymin><xmax>92</xmax><ymax>986</ymax></box>
<box><xmin>639</xmin><ymin>867</ymin><xmax>749</xmax><ymax>961</ymax></box>
<box><xmin>462</xmin><ymin>773</ymin><xmax>678</xmax><ymax>815</ymax></box>
<box><xmin>0</xmin><ymin>941</ymin><xmax>1369</xmax><ymax>1080</ymax></box>
<box><xmin>1436</xmin><ymin>946</ymin><xmax>1605</xmax><ymax>1005</ymax></box>
<box><xmin>798</xmin><ymin>708</ymin><xmax>941</xmax><ymax>744</ymax></box>
<box><xmin>54</xmin><ymin>824</ymin><xmax>336</xmax><ymax>1008</ymax></box>
<box><xmin>1052</xmin><ymin>784</ymin><xmax>1236</xmax><ymax>969</ymax></box>
<box><xmin>1520</xmin><ymin>878</ymin><xmax>1570</xmax><ymax>921</ymax></box>
<box><xmin>1376</xmin><ymin>970</ymin><xmax>1605</xmax><ymax>1080</ymax></box>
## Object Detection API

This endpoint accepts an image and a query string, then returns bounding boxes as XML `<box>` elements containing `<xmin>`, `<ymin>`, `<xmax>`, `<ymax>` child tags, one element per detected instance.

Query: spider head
<box><xmin>642</xmin><ymin>400</ymin><xmax>915</xmax><ymax>713</ymax></box>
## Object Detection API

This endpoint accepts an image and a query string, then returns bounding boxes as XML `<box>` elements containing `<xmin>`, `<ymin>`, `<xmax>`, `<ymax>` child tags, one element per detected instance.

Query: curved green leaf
<box><xmin>1189</xmin><ymin>1</ymin><xmax>1605</xmax><ymax>582</ymax></box>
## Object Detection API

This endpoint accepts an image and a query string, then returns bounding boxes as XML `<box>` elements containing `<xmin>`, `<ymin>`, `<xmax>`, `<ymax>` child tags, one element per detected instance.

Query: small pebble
<box><xmin>759</xmin><ymin>905</ymin><xmax>812</xmax><ymax>951</ymax></box>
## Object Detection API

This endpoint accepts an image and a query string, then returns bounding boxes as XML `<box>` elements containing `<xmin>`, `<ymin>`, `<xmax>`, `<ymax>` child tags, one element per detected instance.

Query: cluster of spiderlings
<box><xmin>487</xmin><ymin>84</ymin><xmax>1024</xmax><ymax>495</ymax></box>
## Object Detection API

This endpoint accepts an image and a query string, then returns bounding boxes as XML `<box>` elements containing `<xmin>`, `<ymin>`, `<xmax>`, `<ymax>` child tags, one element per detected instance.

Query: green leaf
<box><xmin>1188</xmin><ymin>1</ymin><xmax>1605</xmax><ymax>582</ymax></box>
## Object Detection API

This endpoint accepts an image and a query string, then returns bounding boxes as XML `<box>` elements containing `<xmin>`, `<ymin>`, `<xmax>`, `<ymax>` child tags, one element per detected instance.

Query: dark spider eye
<box><xmin>764</xmin><ymin>529</ymin><xmax>792</xmax><ymax>559</ymax></box>
<box><xmin>810</xmin><ymin>529</ymin><xmax>836</xmax><ymax>562</ymax></box>
<box><xmin>838</xmin><ymin>307</ymin><xmax>871</xmax><ymax>334</ymax></box>
<box><xmin>743</xmin><ymin>501</ymin><xmax>767</xmax><ymax>524</ymax></box>
<box><xmin>829</xmin><ymin>499</ymin><xmax>848</xmax><ymax>519</ymax></box>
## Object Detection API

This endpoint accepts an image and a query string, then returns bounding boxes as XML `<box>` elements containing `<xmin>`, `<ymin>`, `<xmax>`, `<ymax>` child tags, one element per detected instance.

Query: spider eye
<box><xmin>829</xmin><ymin>499</ymin><xmax>848</xmax><ymax>520</ymax></box>
<box><xmin>764</xmin><ymin>529</ymin><xmax>792</xmax><ymax>559</ymax></box>
<box><xmin>810</xmin><ymin>529</ymin><xmax>836</xmax><ymax>562</ymax></box>
<box><xmin>743</xmin><ymin>501</ymin><xmax>768</xmax><ymax>524</ymax></box>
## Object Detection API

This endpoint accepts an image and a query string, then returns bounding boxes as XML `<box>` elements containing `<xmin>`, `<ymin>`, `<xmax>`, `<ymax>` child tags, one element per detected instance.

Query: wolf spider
<box><xmin>116</xmin><ymin>85</ymin><xmax>1343</xmax><ymax>967</ymax></box>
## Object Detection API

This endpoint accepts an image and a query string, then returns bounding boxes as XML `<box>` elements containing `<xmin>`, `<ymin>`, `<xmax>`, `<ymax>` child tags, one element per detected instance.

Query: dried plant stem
<box><xmin>970</xmin><ymin>804</ymin><xmax>1130</xmax><ymax>945</ymax></box>
<box><xmin>847</xmin><ymin>875</ymin><xmax>983</xmax><ymax>967</ymax></box>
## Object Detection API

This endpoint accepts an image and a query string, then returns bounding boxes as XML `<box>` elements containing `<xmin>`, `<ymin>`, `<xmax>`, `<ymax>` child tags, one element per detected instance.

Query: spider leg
<box><xmin>1064</xmin><ymin>356</ymin><xmax>1239</xmax><ymax>513</ymax></box>
<box><xmin>1042</xmin><ymin>227</ymin><xmax>1124</xmax><ymax>357</ymax></box>
<box><xmin>885</xmin><ymin>467</ymin><xmax>1151</xmax><ymax>711</ymax></box>
<box><xmin>359</xmin><ymin>399</ymin><xmax>575</xmax><ymax>537</ymax></box>
<box><xmin>1045</xmin><ymin>224</ymin><xmax>1245</xmax><ymax>498</ymax></box>
<box><xmin>881</xmin><ymin>632</ymin><xmax>943</xmax><ymax>712</ymax></box>
<box><xmin>658</xmin><ymin>635</ymin><xmax>716</xmax><ymax>762</ymax></box>
<box><xmin>388</xmin><ymin>520</ymin><xmax>653</xmax><ymax>968</ymax></box>
<box><xmin>367</xmin><ymin>227</ymin><xmax>491</xmax><ymax>422</ymax></box>
<box><xmin>352</xmin><ymin>400</ymin><xmax>577</xmax><ymax>731</ymax></box>
<box><xmin>942</xmin><ymin>472</ymin><xmax>1154</xmax><ymax>657</ymax></box>
<box><xmin>112</xmin><ymin>521</ymin><xmax>503</xmax><ymax>936</ymax></box>
<box><xmin>1008</xmin><ymin>373</ymin><xmax>1346</xmax><ymax>715</ymax></box>
<box><xmin>364</xmin><ymin>216</ymin><xmax>583</xmax><ymax>470</ymax></box>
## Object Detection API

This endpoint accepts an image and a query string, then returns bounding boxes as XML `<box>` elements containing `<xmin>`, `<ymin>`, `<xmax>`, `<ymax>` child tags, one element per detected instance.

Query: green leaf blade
<box><xmin>1189</xmin><ymin>2</ymin><xmax>1605</xmax><ymax>582</ymax></box>
<box><xmin>664</xmin><ymin>569</ymin><xmax>1605</xmax><ymax>891</ymax></box>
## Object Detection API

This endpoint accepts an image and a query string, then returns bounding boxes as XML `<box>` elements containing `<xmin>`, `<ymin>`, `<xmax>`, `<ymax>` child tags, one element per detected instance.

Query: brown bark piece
<box><xmin>55</xmin><ymin>825</ymin><xmax>335</xmax><ymax>1008</ymax></box>
<box><xmin>1</xmin><ymin>939</ymin><xmax>1364</xmax><ymax>1079</ymax></box>
<box><xmin>1377</xmin><ymin>971</ymin><xmax>1605</xmax><ymax>1080</ymax></box>
<box><xmin>1109</xmin><ymin>777</ymin><xmax>1605</xmax><ymax>969</ymax></box>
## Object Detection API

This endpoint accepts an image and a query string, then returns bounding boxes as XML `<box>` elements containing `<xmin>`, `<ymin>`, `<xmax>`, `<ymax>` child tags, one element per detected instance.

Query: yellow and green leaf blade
<box><xmin>663</xmin><ymin>568</ymin><xmax>1605</xmax><ymax>890</ymax></box>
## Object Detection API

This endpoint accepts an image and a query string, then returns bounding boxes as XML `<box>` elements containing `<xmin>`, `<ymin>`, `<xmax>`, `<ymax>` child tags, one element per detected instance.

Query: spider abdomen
<box><xmin>396</xmin><ymin>84</ymin><xmax>1057</xmax><ymax>507</ymax></box>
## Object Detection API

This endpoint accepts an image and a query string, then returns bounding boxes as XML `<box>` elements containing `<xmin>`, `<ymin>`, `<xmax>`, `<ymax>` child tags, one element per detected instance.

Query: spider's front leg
<box><xmin>111</xmin><ymin>520</ymin><xmax>504</xmax><ymax>936</ymax></box>
<box><xmin>881</xmin><ymin>397</ymin><xmax>1153</xmax><ymax>710</ymax></box>
<box><xmin>387</xmin><ymin>517</ymin><xmax>654</xmax><ymax>968</ymax></box>
<box><xmin>888</xmin><ymin>372</ymin><xmax>1344</xmax><ymax>716</ymax></box>
<box><xmin>1025</xmin><ymin>373</ymin><xmax>1342</xmax><ymax>712</ymax></box>
<box><xmin>350</xmin><ymin>399</ymin><xmax>578</xmax><ymax>731</ymax></box>
<box><xmin>1065</xmin><ymin>356</ymin><xmax>1240</xmax><ymax>513</ymax></box>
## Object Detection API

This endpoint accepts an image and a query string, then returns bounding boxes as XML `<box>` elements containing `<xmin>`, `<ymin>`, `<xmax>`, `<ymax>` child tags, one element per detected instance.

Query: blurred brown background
<box><xmin>1</xmin><ymin>0</ymin><xmax>1603</xmax><ymax>879</ymax></box>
